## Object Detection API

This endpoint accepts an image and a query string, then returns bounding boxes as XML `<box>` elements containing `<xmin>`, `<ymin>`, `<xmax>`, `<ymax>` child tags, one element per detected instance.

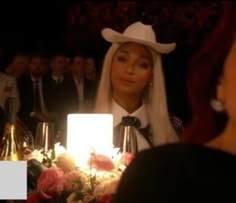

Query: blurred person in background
<box><xmin>5</xmin><ymin>52</ymin><xmax>29</xmax><ymax>79</ymax></box>
<box><xmin>70</xmin><ymin>53</ymin><xmax>97</xmax><ymax>112</ymax></box>
<box><xmin>17</xmin><ymin>52</ymin><xmax>49</xmax><ymax>136</ymax></box>
<box><xmin>43</xmin><ymin>51</ymin><xmax>78</xmax><ymax>145</ymax></box>
<box><xmin>0</xmin><ymin>71</ymin><xmax>20</xmax><ymax>112</ymax></box>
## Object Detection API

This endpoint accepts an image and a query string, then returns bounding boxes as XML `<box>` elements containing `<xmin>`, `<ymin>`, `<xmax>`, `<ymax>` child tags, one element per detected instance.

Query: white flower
<box><xmin>54</xmin><ymin>142</ymin><xmax>67</xmax><ymax>157</ymax></box>
<box><xmin>23</xmin><ymin>149</ymin><xmax>44</xmax><ymax>162</ymax></box>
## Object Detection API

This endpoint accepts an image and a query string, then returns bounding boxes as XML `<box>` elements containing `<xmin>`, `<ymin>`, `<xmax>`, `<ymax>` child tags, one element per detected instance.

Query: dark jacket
<box><xmin>114</xmin><ymin>143</ymin><xmax>236</xmax><ymax>203</ymax></box>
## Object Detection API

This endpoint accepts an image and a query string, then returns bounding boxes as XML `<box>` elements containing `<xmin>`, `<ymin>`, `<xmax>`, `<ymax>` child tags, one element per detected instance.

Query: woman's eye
<box><xmin>117</xmin><ymin>56</ymin><xmax>127</xmax><ymax>62</ymax></box>
<box><xmin>139</xmin><ymin>62</ymin><xmax>150</xmax><ymax>69</ymax></box>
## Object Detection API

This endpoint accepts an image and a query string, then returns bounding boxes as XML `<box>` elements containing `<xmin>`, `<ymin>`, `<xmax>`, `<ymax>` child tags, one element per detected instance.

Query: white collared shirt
<box><xmin>52</xmin><ymin>75</ymin><xmax>64</xmax><ymax>83</ymax></box>
<box><xmin>31</xmin><ymin>76</ymin><xmax>47</xmax><ymax>113</ymax></box>
<box><xmin>73</xmin><ymin>76</ymin><xmax>84</xmax><ymax>102</ymax></box>
<box><xmin>111</xmin><ymin>99</ymin><xmax>150</xmax><ymax>151</ymax></box>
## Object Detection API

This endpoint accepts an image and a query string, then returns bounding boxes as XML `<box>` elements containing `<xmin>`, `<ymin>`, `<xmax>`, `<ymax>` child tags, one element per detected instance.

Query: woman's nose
<box><xmin>126</xmin><ymin>63</ymin><xmax>135</xmax><ymax>74</ymax></box>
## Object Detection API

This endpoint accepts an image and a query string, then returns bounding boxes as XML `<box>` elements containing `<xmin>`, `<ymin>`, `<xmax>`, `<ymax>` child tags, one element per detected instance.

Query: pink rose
<box><xmin>83</xmin><ymin>195</ymin><xmax>96</xmax><ymax>203</ymax></box>
<box><xmin>27</xmin><ymin>192</ymin><xmax>41</xmax><ymax>203</ymax></box>
<box><xmin>89</xmin><ymin>154</ymin><xmax>115</xmax><ymax>171</ymax></box>
<box><xmin>96</xmin><ymin>194</ymin><xmax>113</xmax><ymax>203</ymax></box>
<box><xmin>37</xmin><ymin>167</ymin><xmax>64</xmax><ymax>199</ymax></box>
<box><xmin>122</xmin><ymin>152</ymin><xmax>135</xmax><ymax>165</ymax></box>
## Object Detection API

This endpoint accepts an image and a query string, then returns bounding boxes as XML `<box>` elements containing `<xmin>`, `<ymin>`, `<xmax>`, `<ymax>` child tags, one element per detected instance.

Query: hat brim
<box><xmin>102</xmin><ymin>28</ymin><xmax>176</xmax><ymax>54</ymax></box>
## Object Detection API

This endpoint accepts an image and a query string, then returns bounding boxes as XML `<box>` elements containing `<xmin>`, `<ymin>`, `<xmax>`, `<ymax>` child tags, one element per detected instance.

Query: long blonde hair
<box><xmin>95</xmin><ymin>43</ymin><xmax>179</xmax><ymax>145</ymax></box>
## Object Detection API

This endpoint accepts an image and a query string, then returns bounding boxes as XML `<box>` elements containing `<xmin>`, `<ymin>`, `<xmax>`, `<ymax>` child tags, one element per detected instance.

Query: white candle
<box><xmin>67</xmin><ymin>114</ymin><xmax>113</xmax><ymax>166</ymax></box>
<box><xmin>45</xmin><ymin>123</ymin><xmax>48</xmax><ymax>152</ymax></box>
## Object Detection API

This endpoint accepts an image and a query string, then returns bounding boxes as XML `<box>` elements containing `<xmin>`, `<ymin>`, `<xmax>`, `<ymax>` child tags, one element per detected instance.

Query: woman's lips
<box><xmin>120</xmin><ymin>78</ymin><xmax>135</xmax><ymax>85</ymax></box>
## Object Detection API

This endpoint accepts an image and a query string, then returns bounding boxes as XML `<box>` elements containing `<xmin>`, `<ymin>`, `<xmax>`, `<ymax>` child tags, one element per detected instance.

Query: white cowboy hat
<box><xmin>101</xmin><ymin>21</ymin><xmax>176</xmax><ymax>54</ymax></box>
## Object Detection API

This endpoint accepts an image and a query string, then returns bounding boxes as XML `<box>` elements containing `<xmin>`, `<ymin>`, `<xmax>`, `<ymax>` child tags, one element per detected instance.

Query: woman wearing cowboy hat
<box><xmin>113</xmin><ymin>20</ymin><xmax>236</xmax><ymax>203</ymax></box>
<box><xmin>95</xmin><ymin>21</ymin><xmax>182</xmax><ymax>152</ymax></box>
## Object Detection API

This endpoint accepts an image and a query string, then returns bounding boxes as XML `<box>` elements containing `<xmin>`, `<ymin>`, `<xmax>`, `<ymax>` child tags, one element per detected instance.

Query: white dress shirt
<box><xmin>111</xmin><ymin>100</ymin><xmax>150</xmax><ymax>151</ymax></box>
<box><xmin>52</xmin><ymin>75</ymin><xmax>64</xmax><ymax>84</ymax></box>
<box><xmin>73</xmin><ymin>76</ymin><xmax>84</xmax><ymax>110</ymax></box>
<box><xmin>31</xmin><ymin>76</ymin><xmax>47</xmax><ymax>113</ymax></box>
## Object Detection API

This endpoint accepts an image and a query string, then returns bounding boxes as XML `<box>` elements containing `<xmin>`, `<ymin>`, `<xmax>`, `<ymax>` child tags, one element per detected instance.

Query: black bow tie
<box><xmin>113</xmin><ymin>117</ymin><xmax>153</xmax><ymax>150</ymax></box>
<box><xmin>121</xmin><ymin>116</ymin><xmax>141</xmax><ymax>128</ymax></box>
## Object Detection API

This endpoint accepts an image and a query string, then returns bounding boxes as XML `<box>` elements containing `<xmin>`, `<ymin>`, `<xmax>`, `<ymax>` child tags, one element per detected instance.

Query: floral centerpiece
<box><xmin>26</xmin><ymin>143</ymin><xmax>133</xmax><ymax>203</ymax></box>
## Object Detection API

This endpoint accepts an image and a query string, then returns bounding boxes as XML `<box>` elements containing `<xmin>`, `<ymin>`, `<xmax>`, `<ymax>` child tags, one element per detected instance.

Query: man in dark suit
<box><xmin>43</xmin><ymin>52</ymin><xmax>78</xmax><ymax>145</ymax></box>
<box><xmin>70</xmin><ymin>53</ymin><xmax>98</xmax><ymax>112</ymax></box>
<box><xmin>17</xmin><ymin>53</ymin><xmax>49</xmax><ymax>137</ymax></box>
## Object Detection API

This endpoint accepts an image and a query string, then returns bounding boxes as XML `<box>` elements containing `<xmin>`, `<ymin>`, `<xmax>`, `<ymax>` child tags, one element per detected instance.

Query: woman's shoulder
<box><xmin>136</xmin><ymin>143</ymin><xmax>236</xmax><ymax>169</ymax></box>
<box><xmin>115</xmin><ymin>143</ymin><xmax>236</xmax><ymax>203</ymax></box>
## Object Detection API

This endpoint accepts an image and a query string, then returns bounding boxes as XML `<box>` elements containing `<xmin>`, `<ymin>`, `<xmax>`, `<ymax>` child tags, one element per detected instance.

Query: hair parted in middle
<box><xmin>95</xmin><ymin>43</ymin><xmax>179</xmax><ymax>145</ymax></box>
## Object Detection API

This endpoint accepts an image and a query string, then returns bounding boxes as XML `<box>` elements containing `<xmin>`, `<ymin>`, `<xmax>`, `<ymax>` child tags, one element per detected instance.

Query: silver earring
<box><xmin>210</xmin><ymin>99</ymin><xmax>225</xmax><ymax>112</ymax></box>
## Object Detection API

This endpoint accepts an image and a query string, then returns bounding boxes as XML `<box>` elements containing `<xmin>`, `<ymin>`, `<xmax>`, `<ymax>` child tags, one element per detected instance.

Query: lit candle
<box><xmin>45</xmin><ymin>123</ymin><xmax>48</xmax><ymax>152</ymax></box>
<box><xmin>67</xmin><ymin>114</ymin><xmax>113</xmax><ymax>166</ymax></box>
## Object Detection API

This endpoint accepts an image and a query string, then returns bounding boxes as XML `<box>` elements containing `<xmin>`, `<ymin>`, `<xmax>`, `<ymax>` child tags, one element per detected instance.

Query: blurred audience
<box><xmin>5</xmin><ymin>52</ymin><xmax>29</xmax><ymax>79</ymax></box>
<box><xmin>17</xmin><ymin>52</ymin><xmax>48</xmax><ymax>136</ymax></box>
<box><xmin>84</xmin><ymin>56</ymin><xmax>97</xmax><ymax>81</ymax></box>
<box><xmin>43</xmin><ymin>52</ymin><xmax>78</xmax><ymax>145</ymax></box>
<box><xmin>70</xmin><ymin>53</ymin><xmax>98</xmax><ymax>112</ymax></box>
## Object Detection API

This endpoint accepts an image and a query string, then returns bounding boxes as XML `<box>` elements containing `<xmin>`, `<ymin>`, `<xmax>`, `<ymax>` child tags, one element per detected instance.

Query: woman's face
<box><xmin>217</xmin><ymin>41</ymin><xmax>236</xmax><ymax>125</ymax></box>
<box><xmin>111</xmin><ymin>42</ymin><xmax>153</xmax><ymax>97</ymax></box>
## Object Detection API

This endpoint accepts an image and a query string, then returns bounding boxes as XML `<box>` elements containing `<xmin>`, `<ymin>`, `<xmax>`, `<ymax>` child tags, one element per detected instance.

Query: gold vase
<box><xmin>0</xmin><ymin>123</ymin><xmax>22</xmax><ymax>161</ymax></box>
<box><xmin>0</xmin><ymin>97</ymin><xmax>22</xmax><ymax>161</ymax></box>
